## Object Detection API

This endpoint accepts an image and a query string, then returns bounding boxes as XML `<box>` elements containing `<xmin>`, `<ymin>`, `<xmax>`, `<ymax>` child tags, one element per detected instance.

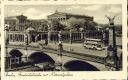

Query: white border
<box><xmin>1</xmin><ymin>0</ymin><xmax>127</xmax><ymax>79</ymax></box>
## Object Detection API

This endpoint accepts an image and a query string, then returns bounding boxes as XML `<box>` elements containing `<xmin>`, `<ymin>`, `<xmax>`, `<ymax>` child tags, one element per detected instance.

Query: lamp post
<box><xmin>25</xmin><ymin>34</ymin><xmax>28</xmax><ymax>62</ymax></box>
<box><xmin>55</xmin><ymin>31</ymin><xmax>63</xmax><ymax>71</ymax></box>
<box><xmin>47</xmin><ymin>21</ymin><xmax>52</xmax><ymax>44</ymax></box>
<box><xmin>106</xmin><ymin>15</ymin><xmax>119</xmax><ymax>70</ymax></box>
<box><xmin>4</xmin><ymin>24</ymin><xmax>10</xmax><ymax>69</ymax></box>
<box><xmin>58</xmin><ymin>41</ymin><xmax>63</xmax><ymax>71</ymax></box>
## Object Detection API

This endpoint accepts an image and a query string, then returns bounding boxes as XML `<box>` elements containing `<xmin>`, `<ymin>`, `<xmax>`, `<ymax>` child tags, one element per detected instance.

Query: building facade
<box><xmin>47</xmin><ymin>10</ymin><xmax>93</xmax><ymax>26</ymax></box>
<box><xmin>5</xmin><ymin>15</ymin><xmax>48</xmax><ymax>31</ymax></box>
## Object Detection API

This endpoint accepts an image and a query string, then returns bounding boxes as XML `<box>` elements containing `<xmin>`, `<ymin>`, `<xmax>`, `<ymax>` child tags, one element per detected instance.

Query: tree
<box><xmin>66</xmin><ymin>17</ymin><xmax>97</xmax><ymax>31</ymax></box>
<box><xmin>66</xmin><ymin>17</ymin><xmax>85</xmax><ymax>31</ymax></box>
<box><xmin>51</xmin><ymin>19</ymin><xmax>66</xmax><ymax>31</ymax></box>
<box><xmin>37</xmin><ymin>21</ymin><xmax>48</xmax><ymax>31</ymax></box>
<box><xmin>85</xmin><ymin>21</ymin><xmax>97</xmax><ymax>30</ymax></box>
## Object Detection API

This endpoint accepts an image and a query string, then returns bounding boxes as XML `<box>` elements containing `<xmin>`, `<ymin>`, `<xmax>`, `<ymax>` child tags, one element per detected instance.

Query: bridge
<box><xmin>5</xmin><ymin>30</ymin><xmax>122</xmax><ymax>71</ymax></box>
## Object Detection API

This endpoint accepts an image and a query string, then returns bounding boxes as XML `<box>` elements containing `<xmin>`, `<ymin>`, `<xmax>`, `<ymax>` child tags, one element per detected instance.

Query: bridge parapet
<box><xmin>6</xmin><ymin>44</ymin><xmax>122</xmax><ymax>71</ymax></box>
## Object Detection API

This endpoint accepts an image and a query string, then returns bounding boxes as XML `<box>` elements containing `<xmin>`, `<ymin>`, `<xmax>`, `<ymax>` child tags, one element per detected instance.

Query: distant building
<box><xmin>5</xmin><ymin>15</ymin><xmax>48</xmax><ymax>31</ymax></box>
<box><xmin>5</xmin><ymin>11</ymin><xmax>94</xmax><ymax>31</ymax></box>
<box><xmin>47</xmin><ymin>10</ymin><xmax>93</xmax><ymax>25</ymax></box>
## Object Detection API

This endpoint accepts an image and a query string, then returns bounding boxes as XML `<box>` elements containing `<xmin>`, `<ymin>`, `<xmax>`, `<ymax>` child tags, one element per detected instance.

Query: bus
<box><xmin>83</xmin><ymin>38</ymin><xmax>104</xmax><ymax>50</ymax></box>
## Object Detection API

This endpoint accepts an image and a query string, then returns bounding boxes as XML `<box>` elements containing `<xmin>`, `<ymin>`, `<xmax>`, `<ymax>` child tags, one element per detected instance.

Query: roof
<box><xmin>5</xmin><ymin>16</ymin><xmax>17</xmax><ymax>20</ymax></box>
<box><xmin>47</xmin><ymin>11</ymin><xmax>93</xmax><ymax>19</ymax></box>
<box><xmin>5</xmin><ymin>15</ymin><xmax>27</xmax><ymax>20</ymax></box>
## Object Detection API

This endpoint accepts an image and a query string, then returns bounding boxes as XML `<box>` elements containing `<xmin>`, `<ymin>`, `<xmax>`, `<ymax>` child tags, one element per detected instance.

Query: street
<box><xmin>48</xmin><ymin>37</ymin><xmax>122</xmax><ymax>58</ymax></box>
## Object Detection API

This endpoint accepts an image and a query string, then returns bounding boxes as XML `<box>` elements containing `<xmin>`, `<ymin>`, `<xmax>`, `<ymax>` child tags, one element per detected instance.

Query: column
<box><xmin>58</xmin><ymin>31</ymin><xmax>62</xmax><ymax>43</ymax></box>
<box><xmin>81</xmin><ymin>32</ymin><xmax>83</xmax><ymax>40</ymax></box>
<box><xmin>8</xmin><ymin>34</ymin><xmax>11</xmax><ymax>42</ymax></box>
<box><xmin>70</xmin><ymin>30</ymin><xmax>72</xmax><ymax>43</ymax></box>
<box><xmin>41</xmin><ymin>33</ymin><xmax>42</xmax><ymax>40</ymax></box>
<box><xmin>48</xmin><ymin>27</ymin><xmax>51</xmax><ymax>43</ymax></box>
<box><xmin>24</xmin><ymin>34</ymin><xmax>26</xmax><ymax>44</ymax></box>
<box><xmin>108</xmin><ymin>28</ymin><xmax>113</xmax><ymax>45</ymax></box>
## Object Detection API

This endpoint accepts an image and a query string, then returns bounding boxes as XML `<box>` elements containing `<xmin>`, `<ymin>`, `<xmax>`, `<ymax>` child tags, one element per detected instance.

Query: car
<box><xmin>44</xmin><ymin>63</ymin><xmax>55</xmax><ymax>71</ymax></box>
<box><xmin>54</xmin><ymin>63</ymin><xmax>62</xmax><ymax>71</ymax></box>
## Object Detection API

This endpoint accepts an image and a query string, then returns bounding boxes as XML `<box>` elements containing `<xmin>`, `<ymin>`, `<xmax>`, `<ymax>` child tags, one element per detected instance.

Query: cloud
<box><xmin>67</xmin><ymin>5</ymin><xmax>83</xmax><ymax>10</ymax></box>
<box><xmin>67</xmin><ymin>5</ymin><xmax>104</xmax><ymax>12</ymax></box>
<box><xmin>107</xmin><ymin>6</ymin><xmax>121</xmax><ymax>14</ymax></box>
<box><xmin>83</xmin><ymin>5</ymin><xmax>102</xmax><ymax>11</ymax></box>
<box><xmin>24</xmin><ymin>8</ymin><xmax>52</xmax><ymax>19</ymax></box>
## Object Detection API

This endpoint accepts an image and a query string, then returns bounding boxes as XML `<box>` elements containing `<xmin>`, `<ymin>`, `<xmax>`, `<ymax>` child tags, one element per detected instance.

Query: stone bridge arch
<box><xmin>7</xmin><ymin>48</ymin><xmax>24</xmax><ymax>57</ymax></box>
<box><xmin>8</xmin><ymin>49</ymin><xmax>23</xmax><ymax>57</ymax></box>
<box><xmin>28</xmin><ymin>51</ymin><xmax>56</xmax><ymax>64</ymax></box>
<box><xmin>7</xmin><ymin>48</ymin><xmax>108</xmax><ymax>71</ymax></box>
<box><xmin>63</xmin><ymin>60</ymin><xmax>100</xmax><ymax>71</ymax></box>
<box><xmin>62</xmin><ymin>56</ymin><xmax>107</xmax><ymax>71</ymax></box>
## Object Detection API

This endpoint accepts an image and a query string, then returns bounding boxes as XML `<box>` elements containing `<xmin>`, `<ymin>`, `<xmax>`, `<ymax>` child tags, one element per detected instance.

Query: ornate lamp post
<box><xmin>106</xmin><ymin>15</ymin><xmax>119</xmax><ymax>70</ymax></box>
<box><xmin>4</xmin><ymin>24</ymin><xmax>10</xmax><ymax>69</ymax></box>
<box><xmin>54</xmin><ymin>31</ymin><xmax>63</xmax><ymax>71</ymax></box>
<box><xmin>5</xmin><ymin>24</ymin><xmax>9</xmax><ymax>46</ymax></box>
<box><xmin>47</xmin><ymin>21</ymin><xmax>52</xmax><ymax>44</ymax></box>
<box><xmin>24</xmin><ymin>34</ymin><xmax>28</xmax><ymax>62</ymax></box>
<box><xmin>56</xmin><ymin>41</ymin><xmax>63</xmax><ymax>71</ymax></box>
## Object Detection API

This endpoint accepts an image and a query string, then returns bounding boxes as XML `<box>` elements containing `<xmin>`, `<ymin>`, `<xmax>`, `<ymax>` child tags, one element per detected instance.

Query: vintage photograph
<box><xmin>4</xmin><ymin>4</ymin><xmax>122</xmax><ymax>71</ymax></box>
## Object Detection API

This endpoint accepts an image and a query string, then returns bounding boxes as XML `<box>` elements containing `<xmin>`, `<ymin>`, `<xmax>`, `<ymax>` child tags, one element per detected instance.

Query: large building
<box><xmin>5</xmin><ymin>15</ymin><xmax>48</xmax><ymax>31</ymax></box>
<box><xmin>5</xmin><ymin>11</ymin><xmax>94</xmax><ymax>31</ymax></box>
<box><xmin>47</xmin><ymin>10</ymin><xmax>93</xmax><ymax>25</ymax></box>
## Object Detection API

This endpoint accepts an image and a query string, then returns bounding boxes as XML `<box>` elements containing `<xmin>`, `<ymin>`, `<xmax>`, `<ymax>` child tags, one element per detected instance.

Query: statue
<box><xmin>105</xmin><ymin>15</ymin><xmax>116</xmax><ymax>25</ymax></box>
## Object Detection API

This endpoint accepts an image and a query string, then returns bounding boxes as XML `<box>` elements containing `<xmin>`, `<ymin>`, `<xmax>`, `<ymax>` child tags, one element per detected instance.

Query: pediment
<box><xmin>48</xmin><ymin>12</ymin><xmax>66</xmax><ymax>18</ymax></box>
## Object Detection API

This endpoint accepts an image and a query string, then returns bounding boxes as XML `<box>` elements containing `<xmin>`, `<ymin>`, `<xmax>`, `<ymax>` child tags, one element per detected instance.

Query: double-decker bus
<box><xmin>83</xmin><ymin>38</ymin><xmax>104</xmax><ymax>50</ymax></box>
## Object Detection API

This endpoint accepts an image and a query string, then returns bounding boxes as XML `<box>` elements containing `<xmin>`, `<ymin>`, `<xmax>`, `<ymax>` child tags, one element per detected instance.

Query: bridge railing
<box><xmin>6</xmin><ymin>44</ymin><xmax>122</xmax><ymax>70</ymax></box>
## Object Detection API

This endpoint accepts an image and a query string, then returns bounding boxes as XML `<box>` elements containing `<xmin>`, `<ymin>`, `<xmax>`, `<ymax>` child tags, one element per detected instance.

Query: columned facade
<box><xmin>7</xmin><ymin>30</ymin><xmax>103</xmax><ymax>46</ymax></box>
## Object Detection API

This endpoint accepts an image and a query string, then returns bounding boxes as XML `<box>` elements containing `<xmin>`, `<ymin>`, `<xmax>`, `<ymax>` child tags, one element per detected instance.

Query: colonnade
<box><xmin>9</xmin><ymin>33</ymin><xmax>25</xmax><ymax>42</ymax></box>
<box><xmin>7</xmin><ymin>31</ymin><xmax>103</xmax><ymax>44</ymax></box>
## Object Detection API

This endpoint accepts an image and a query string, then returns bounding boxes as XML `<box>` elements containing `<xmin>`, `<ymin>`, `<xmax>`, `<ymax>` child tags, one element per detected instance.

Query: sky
<box><xmin>5</xmin><ymin>4</ymin><xmax>122</xmax><ymax>24</ymax></box>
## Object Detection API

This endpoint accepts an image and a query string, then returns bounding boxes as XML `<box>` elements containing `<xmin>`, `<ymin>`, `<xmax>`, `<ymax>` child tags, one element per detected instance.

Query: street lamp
<box><xmin>4</xmin><ymin>24</ymin><xmax>10</xmax><ymax>69</ymax></box>
<box><xmin>5</xmin><ymin>24</ymin><xmax>10</xmax><ymax>45</ymax></box>
<box><xmin>54</xmin><ymin>40</ymin><xmax>63</xmax><ymax>71</ymax></box>
<box><xmin>25</xmin><ymin>34</ymin><xmax>28</xmax><ymax>62</ymax></box>
<box><xmin>47</xmin><ymin>20</ymin><xmax>52</xmax><ymax>44</ymax></box>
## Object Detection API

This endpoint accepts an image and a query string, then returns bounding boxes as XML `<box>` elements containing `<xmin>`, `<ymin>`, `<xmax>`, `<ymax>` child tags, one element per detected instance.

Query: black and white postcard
<box><xmin>0</xmin><ymin>0</ymin><xmax>127</xmax><ymax>80</ymax></box>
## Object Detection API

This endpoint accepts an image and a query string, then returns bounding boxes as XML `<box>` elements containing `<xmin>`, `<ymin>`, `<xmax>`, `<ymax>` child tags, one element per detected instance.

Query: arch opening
<box><xmin>7</xmin><ymin>49</ymin><xmax>23</xmax><ymax>68</ymax></box>
<box><xmin>9</xmin><ymin>49</ymin><xmax>23</xmax><ymax>57</ymax></box>
<box><xmin>64</xmin><ymin>60</ymin><xmax>100</xmax><ymax>71</ymax></box>
<box><xmin>29</xmin><ymin>52</ymin><xmax>55</xmax><ymax>64</ymax></box>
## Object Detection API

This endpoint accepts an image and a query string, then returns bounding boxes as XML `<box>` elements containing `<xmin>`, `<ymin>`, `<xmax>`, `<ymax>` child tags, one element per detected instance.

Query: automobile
<box><xmin>43</xmin><ymin>63</ymin><xmax>55</xmax><ymax>71</ymax></box>
<box><xmin>35</xmin><ymin>62</ymin><xmax>54</xmax><ymax>71</ymax></box>
<box><xmin>54</xmin><ymin>63</ymin><xmax>62</xmax><ymax>71</ymax></box>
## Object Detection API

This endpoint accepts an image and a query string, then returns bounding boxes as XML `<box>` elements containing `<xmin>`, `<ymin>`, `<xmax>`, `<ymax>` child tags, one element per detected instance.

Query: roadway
<box><xmin>48</xmin><ymin>36</ymin><xmax>122</xmax><ymax>58</ymax></box>
<box><xmin>48</xmin><ymin>42</ymin><xmax>107</xmax><ymax>57</ymax></box>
